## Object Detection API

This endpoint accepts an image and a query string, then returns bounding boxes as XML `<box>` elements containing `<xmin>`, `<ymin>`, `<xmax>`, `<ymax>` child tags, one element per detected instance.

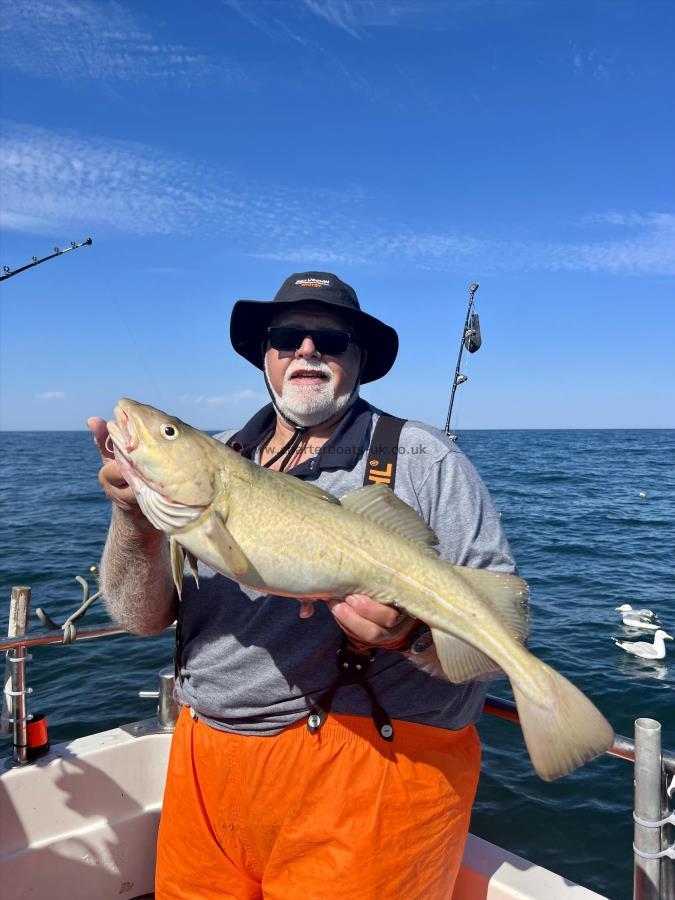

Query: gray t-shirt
<box><xmin>175</xmin><ymin>401</ymin><xmax>516</xmax><ymax>734</ymax></box>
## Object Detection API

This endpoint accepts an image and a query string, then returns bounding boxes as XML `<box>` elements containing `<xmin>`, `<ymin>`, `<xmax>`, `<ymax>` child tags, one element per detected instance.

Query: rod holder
<box><xmin>634</xmin><ymin>718</ymin><xmax>662</xmax><ymax>899</ymax></box>
<box><xmin>139</xmin><ymin>667</ymin><xmax>178</xmax><ymax>730</ymax></box>
<box><xmin>158</xmin><ymin>667</ymin><xmax>178</xmax><ymax>730</ymax></box>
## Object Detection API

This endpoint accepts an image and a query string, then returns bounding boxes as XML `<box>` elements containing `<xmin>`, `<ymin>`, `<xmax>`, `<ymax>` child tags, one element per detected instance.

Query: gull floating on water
<box><xmin>620</xmin><ymin>617</ymin><xmax>662</xmax><ymax>632</ymax></box>
<box><xmin>615</xmin><ymin>603</ymin><xmax>660</xmax><ymax>627</ymax></box>
<box><xmin>612</xmin><ymin>630</ymin><xmax>673</xmax><ymax>660</ymax></box>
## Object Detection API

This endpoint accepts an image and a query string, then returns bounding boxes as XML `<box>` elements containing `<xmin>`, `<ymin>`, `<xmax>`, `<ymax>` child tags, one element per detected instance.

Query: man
<box><xmin>89</xmin><ymin>271</ymin><xmax>516</xmax><ymax>900</ymax></box>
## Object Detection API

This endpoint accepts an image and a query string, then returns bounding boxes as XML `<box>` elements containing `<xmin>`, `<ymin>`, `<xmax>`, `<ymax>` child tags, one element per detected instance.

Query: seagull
<box><xmin>620</xmin><ymin>617</ymin><xmax>662</xmax><ymax>632</ymax></box>
<box><xmin>612</xmin><ymin>630</ymin><xmax>673</xmax><ymax>660</ymax></box>
<box><xmin>615</xmin><ymin>603</ymin><xmax>660</xmax><ymax>627</ymax></box>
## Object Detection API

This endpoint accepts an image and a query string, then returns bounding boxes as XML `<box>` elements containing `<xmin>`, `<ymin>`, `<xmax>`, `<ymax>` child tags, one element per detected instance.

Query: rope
<box><xmin>35</xmin><ymin>574</ymin><xmax>102</xmax><ymax>644</ymax></box>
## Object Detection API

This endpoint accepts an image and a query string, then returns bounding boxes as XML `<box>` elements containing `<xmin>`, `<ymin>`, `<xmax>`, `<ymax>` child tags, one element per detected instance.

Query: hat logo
<box><xmin>295</xmin><ymin>278</ymin><xmax>330</xmax><ymax>287</ymax></box>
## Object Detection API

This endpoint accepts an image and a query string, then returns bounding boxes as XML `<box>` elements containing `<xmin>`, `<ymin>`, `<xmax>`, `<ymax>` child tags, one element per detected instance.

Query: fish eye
<box><xmin>161</xmin><ymin>424</ymin><xmax>179</xmax><ymax>440</ymax></box>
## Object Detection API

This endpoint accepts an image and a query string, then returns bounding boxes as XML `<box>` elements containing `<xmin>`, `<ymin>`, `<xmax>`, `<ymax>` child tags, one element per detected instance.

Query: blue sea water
<box><xmin>1</xmin><ymin>428</ymin><xmax>674</xmax><ymax>899</ymax></box>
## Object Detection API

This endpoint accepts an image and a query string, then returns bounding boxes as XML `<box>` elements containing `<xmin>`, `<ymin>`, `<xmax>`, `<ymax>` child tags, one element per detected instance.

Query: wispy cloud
<box><xmin>220</xmin><ymin>0</ymin><xmax>282</xmax><ymax>39</ymax></box>
<box><xmin>181</xmin><ymin>390</ymin><xmax>265</xmax><ymax>406</ymax></box>
<box><xmin>570</xmin><ymin>45</ymin><xmax>609</xmax><ymax>80</ymax></box>
<box><xmin>225</xmin><ymin>0</ymin><xmax>510</xmax><ymax>40</ymax></box>
<box><xmin>2</xmin><ymin>121</ymin><xmax>673</xmax><ymax>276</ymax></box>
<box><xmin>302</xmin><ymin>1</ymin><xmax>361</xmax><ymax>38</ymax></box>
<box><xmin>582</xmin><ymin>212</ymin><xmax>675</xmax><ymax>229</ymax></box>
<box><xmin>301</xmin><ymin>0</ymin><xmax>505</xmax><ymax>35</ymax></box>
<box><xmin>0</xmin><ymin>121</ymin><xmax>224</xmax><ymax>236</ymax></box>
<box><xmin>511</xmin><ymin>218</ymin><xmax>675</xmax><ymax>274</ymax></box>
<box><xmin>251</xmin><ymin>216</ymin><xmax>675</xmax><ymax>276</ymax></box>
<box><xmin>35</xmin><ymin>391</ymin><xmax>66</xmax><ymax>400</ymax></box>
<box><xmin>0</xmin><ymin>120</ymin><xmax>363</xmax><ymax>240</ymax></box>
<box><xmin>0</xmin><ymin>0</ymin><xmax>224</xmax><ymax>82</ymax></box>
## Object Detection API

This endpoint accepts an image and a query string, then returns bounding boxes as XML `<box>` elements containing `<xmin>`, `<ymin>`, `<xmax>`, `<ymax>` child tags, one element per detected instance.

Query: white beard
<box><xmin>264</xmin><ymin>358</ymin><xmax>357</xmax><ymax>427</ymax></box>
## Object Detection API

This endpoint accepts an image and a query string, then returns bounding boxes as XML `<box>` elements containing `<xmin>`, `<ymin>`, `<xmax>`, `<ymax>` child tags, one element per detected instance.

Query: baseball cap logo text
<box><xmin>295</xmin><ymin>278</ymin><xmax>330</xmax><ymax>287</ymax></box>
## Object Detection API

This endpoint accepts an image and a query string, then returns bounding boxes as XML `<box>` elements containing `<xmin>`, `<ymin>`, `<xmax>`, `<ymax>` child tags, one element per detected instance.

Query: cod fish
<box><xmin>107</xmin><ymin>398</ymin><xmax>614</xmax><ymax>781</ymax></box>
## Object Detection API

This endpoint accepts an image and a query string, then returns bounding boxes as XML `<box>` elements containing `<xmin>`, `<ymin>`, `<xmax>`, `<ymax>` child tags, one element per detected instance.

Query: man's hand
<box><xmin>87</xmin><ymin>416</ymin><xmax>153</xmax><ymax>528</ymax></box>
<box><xmin>299</xmin><ymin>594</ymin><xmax>416</xmax><ymax>650</ymax></box>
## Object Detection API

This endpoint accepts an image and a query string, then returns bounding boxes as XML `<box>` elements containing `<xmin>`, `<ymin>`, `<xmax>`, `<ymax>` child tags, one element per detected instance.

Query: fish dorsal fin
<box><xmin>452</xmin><ymin>564</ymin><xmax>530</xmax><ymax>644</ymax></box>
<box><xmin>340</xmin><ymin>484</ymin><xmax>439</xmax><ymax>553</ymax></box>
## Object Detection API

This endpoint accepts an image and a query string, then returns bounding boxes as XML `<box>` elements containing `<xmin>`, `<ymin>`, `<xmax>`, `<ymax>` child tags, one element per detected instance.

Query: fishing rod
<box><xmin>0</xmin><ymin>238</ymin><xmax>92</xmax><ymax>283</ymax></box>
<box><xmin>444</xmin><ymin>282</ymin><xmax>482</xmax><ymax>441</ymax></box>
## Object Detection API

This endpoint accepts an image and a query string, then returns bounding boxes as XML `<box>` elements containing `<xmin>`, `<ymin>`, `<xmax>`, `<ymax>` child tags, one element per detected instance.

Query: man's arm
<box><xmin>100</xmin><ymin>507</ymin><xmax>177</xmax><ymax>634</ymax></box>
<box><xmin>88</xmin><ymin>416</ymin><xmax>178</xmax><ymax>635</ymax></box>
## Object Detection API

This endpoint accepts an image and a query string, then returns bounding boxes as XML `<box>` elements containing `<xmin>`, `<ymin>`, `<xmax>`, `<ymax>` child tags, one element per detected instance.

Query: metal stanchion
<box><xmin>2</xmin><ymin>587</ymin><xmax>32</xmax><ymax>765</ymax></box>
<box><xmin>138</xmin><ymin>666</ymin><xmax>178</xmax><ymax>730</ymax></box>
<box><xmin>2</xmin><ymin>586</ymin><xmax>31</xmax><ymax>737</ymax></box>
<box><xmin>634</xmin><ymin>718</ymin><xmax>662</xmax><ymax>899</ymax></box>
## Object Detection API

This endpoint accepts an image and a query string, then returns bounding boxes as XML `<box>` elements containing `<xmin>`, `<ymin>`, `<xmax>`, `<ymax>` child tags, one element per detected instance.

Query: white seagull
<box><xmin>615</xmin><ymin>603</ymin><xmax>661</xmax><ymax>628</ymax></box>
<box><xmin>612</xmin><ymin>630</ymin><xmax>673</xmax><ymax>660</ymax></box>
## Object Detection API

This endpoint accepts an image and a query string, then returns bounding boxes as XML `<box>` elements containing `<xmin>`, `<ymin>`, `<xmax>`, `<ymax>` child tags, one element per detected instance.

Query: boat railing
<box><xmin>2</xmin><ymin>593</ymin><xmax>674</xmax><ymax>900</ymax></box>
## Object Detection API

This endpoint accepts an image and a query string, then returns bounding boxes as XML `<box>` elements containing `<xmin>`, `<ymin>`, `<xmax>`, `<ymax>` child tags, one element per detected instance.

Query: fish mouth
<box><xmin>107</xmin><ymin>403</ymin><xmax>139</xmax><ymax>457</ymax></box>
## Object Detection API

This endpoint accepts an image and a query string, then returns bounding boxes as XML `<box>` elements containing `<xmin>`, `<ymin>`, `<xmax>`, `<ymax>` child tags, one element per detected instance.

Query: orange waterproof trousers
<box><xmin>155</xmin><ymin>706</ymin><xmax>480</xmax><ymax>900</ymax></box>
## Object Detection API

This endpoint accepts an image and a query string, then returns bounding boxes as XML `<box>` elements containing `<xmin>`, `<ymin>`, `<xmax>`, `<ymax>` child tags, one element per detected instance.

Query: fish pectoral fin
<box><xmin>186</xmin><ymin>550</ymin><xmax>200</xmax><ymax>588</ymax></box>
<box><xmin>203</xmin><ymin>512</ymin><xmax>249</xmax><ymax>577</ymax></box>
<box><xmin>451</xmin><ymin>565</ymin><xmax>529</xmax><ymax>644</ymax></box>
<box><xmin>430</xmin><ymin>628</ymin><xmax>503</xmax><ymax>683</ymax></box>
<box><xmin>340</xmin><ymin>484</ymin><xmax>439</xmax><ymax>553</ymax></box>
<box><xmin>169</xmin><ymin>537</ymin><xmax>185</xmax><ymax>601</ymax></box>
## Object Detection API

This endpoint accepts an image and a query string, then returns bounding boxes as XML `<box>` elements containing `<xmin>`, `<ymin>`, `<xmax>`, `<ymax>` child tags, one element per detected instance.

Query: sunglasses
<box><xmin>267</xmin><ymin>326</ymin><xmax>355</xmax><ymax>357</ymax></box>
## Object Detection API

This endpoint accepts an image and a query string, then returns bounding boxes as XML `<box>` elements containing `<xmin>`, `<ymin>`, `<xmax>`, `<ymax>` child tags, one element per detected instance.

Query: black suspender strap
<box><xmin>363</xmin><ymin>414</ymin><xmax>407</xmax><ymax>489</ymax></box>
<box><xmin>307</xmin><ymin>642</ymin><xmax>394</xmax><ymax>742</ymax></box>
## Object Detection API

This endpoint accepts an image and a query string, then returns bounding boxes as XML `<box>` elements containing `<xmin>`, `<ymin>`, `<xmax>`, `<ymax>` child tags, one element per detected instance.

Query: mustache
<box><xmin>284</xmin><ymin>360</ymin><xmax>333</xmax><ymax>385</ymax></box>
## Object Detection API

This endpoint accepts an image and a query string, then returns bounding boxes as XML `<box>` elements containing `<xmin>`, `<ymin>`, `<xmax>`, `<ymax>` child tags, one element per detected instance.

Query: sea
<box><xmin>1</xmin><ymin>428</ymin><xmax>674</xmax><ymax>899</ymax></box>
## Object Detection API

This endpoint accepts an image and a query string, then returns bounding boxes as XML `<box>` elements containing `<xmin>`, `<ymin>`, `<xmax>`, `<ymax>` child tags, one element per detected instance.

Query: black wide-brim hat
<box><xmin>230</xmin><ymin>271</ymin><xmax>399</xmax><ymax>384</ymax></box>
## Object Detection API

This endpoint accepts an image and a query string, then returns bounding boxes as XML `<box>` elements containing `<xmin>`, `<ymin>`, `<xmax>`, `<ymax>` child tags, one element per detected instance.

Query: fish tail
<box><xmin>511</xmin><ymin>662</ymin><xmax>614</xmax><ymax>781</ymax></box>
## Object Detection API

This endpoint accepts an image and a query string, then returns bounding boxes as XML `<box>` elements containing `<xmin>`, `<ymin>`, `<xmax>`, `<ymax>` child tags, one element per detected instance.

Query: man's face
<box><xmin>264</xmin><ymin>304</ymin><xmax>363</xmax><ymax>427</ymax></box>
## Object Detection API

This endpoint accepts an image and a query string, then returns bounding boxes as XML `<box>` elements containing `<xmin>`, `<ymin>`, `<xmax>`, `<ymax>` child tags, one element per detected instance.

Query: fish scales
<box><xmin>229</xmin><ymin>483</ymin><xmax>518</xmax><ymax>665</ymax></box>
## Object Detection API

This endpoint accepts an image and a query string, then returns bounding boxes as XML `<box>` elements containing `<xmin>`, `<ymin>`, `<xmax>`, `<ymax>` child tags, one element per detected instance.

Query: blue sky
<box><xmin>0</xmin><ymin>0</ymin><xmax>673</xmax><ymax>430</ymax></box>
